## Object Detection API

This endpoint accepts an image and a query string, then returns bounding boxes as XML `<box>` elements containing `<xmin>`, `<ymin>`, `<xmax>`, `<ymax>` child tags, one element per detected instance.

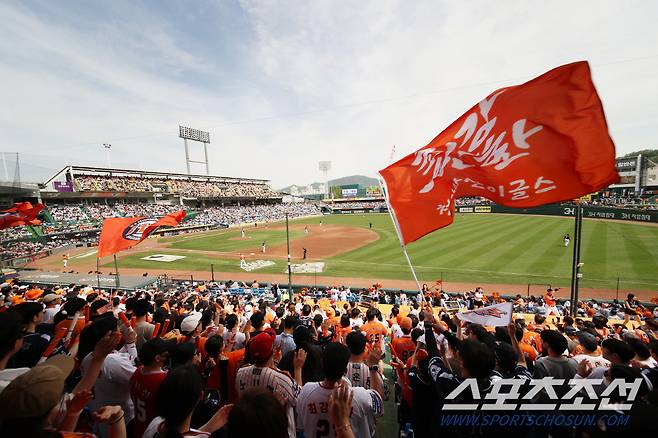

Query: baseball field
<box><xmin>80</xmin><ymin>213</ymin><xmax>658</xmax><ymax>296</ymax></box>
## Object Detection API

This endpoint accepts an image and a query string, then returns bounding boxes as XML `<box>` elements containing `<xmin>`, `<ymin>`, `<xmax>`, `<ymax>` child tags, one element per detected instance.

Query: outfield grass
<box><xmin>111</xmin><ymin>213</ymin><xmax>658</xmax><ymax>291</ymax></box>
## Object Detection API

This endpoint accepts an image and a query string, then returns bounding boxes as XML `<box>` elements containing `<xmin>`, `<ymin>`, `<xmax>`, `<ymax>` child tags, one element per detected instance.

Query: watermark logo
<box><xmin>444</xmin><ymin>378</ymin><xmax>642</xmax><ymax>411</ymax></box>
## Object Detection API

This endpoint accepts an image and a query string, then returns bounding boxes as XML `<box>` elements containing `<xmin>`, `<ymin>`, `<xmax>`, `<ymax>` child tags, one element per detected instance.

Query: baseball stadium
<box><xmin>3</xmin><ymin>163</ymin><xmax>657</xmax><ymax>299</ymax></box>
<box><xmin>3</xmin><ymin>3</ymin><xmax>658</xmax><ymax>438</ymax></box>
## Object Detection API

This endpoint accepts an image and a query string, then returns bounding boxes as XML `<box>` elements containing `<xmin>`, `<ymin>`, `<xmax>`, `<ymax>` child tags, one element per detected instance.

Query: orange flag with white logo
<box><xmin>379</xmin><ymin>61</ymin><xmax>618</xmax><ymax>244</ymax></box>
<box><xmin>97</xmin><ymin>210</ymin><xmax>185</xmax><ymax>258</ymax></box>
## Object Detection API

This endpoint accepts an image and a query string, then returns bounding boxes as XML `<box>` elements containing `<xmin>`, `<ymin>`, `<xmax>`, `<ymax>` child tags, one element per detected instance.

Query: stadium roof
<box><xmin>43</xmin><ymin>165</ymin><xmax>270</xmax><ymax>186</ymax></box>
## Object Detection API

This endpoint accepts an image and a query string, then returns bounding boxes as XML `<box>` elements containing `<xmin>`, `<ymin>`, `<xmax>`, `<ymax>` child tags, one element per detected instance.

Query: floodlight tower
<box><xmin>319</xmin><ymin>161</ymin><xmax>331</xmax><ymax>199</ymax></box>
<box><xmin>103</xmin><ymin>144</ymin><xmax>112</xmax><ymax>168</ymax></box>
<box><xmin>179</xmin><ymin>126</ymin><xmax>211</xmax><ymax>175</ymax></box>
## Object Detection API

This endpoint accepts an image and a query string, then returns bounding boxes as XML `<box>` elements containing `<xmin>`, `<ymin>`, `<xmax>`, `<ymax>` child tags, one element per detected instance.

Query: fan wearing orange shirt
<box><xmin>43</xmin><ymin>297</ymin><xmax>88</xmax><ymax>359</ymax></box>
<box><xmin>391</xmin><ymin>317</ymin><xmax>416</xmax><ymax>363</ymax></box>
<box><xmin>361</xmin><ymin>308</ymin><xmax>387</xmax><ymax>349</ymax></box>
<box><xmin>335</xmin><ymin>314</ymin><xmax>352</xmax><ymax>343</ymax></box>
<box><xmin>544</xmin><ymin>288</ymin><xmax>559</xmax><ymax>317</ymax></box>
<box><xmin>325</xmin><ymin>307</ymin><xmax>340</xmax><ymax>337</ymax></box>
<box><xmin>512</xmin><ymin>324</ymin><xmax>538</xmax><ymax>363</ymax></box>
<box><xmin>521</xmin><ymin>320</ymin><xmax>543</xmax><ymax>355</ymax></box>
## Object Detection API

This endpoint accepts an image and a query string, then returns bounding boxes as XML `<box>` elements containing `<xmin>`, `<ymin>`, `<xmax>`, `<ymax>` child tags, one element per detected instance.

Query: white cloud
<box><xmin>1</xmin><ymin>0</ymin><xmax>657</xmax><ymax>188</ymax></box>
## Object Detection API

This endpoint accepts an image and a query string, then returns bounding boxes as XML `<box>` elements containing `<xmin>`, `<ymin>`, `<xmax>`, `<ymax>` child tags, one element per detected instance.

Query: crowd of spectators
<box><xmin>49</xmin><ymin>205</ymin><xmax>89</xmax><ymax>223</ymax></box>
<box><xmin>0</xmin><ymin>279</ymin><xmax>657</xmax><ymax>437</ymax></box>
<box><xmin>0</xmin><ymin>203</ymin><xmax>322</xmax><ymax>260</ymax></box>
<box><xmin>0</xmin><ymin>239</ymin><xmax>79</xmax><ymax>261</ymax></box>
<box><xmin>74</xmin><ymin>175</ymin><xmax>280</xmax><ymax>199</ymax></box>
<box><xmin>185</xmin><ymin>204</ymin><xmax>321</xmax><ymax>227</ymax></box>
<box><xmin>454</xmin><ymin>197</ymin><xmax>493</xmax><ymax>206</ymax></box>
<box><xmin>327</xmin><ymin>201</ymin><xmax>386</xmax><ymax>210</ymax></box>
<box><xmin>579</xmin><ymin>197</ymin><xmax>658</xmax><ymax>210</ymax></box>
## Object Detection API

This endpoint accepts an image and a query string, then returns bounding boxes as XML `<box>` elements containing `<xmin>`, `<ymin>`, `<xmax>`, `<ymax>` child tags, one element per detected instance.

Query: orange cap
<box><xmin>399</xmin><ymin>317</ymin><xmax>413</xmax><ymax>330</ymax></box>
<box><xmin>25</xmin><ymin>289</ymin><xmax>44</xmax><ymax>300</ymax></box>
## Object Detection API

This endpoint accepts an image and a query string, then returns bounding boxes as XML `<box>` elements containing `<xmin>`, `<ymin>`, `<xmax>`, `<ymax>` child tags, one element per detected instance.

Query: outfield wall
<box><xmin>456</xmin><ymin>204</ymin><xmax>658</xmax><ymax>224</ymax></box>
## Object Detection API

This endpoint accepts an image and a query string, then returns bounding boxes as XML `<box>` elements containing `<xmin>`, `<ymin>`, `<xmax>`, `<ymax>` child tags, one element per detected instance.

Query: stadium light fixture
<box><xmin>179</xmin><ymin>125</ymin><xmax>211</xmax><ymax>175</ymax></box>
<box><xmin>319</xmin><ymin>161</ymin><xmax>331</xmax><ymax>199</ymax></box>
<box><xmin>103</xmin><ymin>143</ymin><xmax>112</xmax><ymax>168</ymax></box>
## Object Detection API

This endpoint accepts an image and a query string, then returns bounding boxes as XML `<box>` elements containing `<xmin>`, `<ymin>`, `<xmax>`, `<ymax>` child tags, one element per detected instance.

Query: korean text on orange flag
<box><xmin>379</xmin><ymin>61</ymin><xmax>619</xmax><ymax>244</ymax></box>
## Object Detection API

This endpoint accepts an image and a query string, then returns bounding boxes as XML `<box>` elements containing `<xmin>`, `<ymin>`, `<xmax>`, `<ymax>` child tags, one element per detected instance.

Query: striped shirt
<box><xmin>236</xmin><ymin>365</ymin><xmax>301</xmax><ymax>438</ymax></box>
<box><xmin>346</xmin><ymin>362</ymin><xmax>371</xmax><ymax>389</ymax></box>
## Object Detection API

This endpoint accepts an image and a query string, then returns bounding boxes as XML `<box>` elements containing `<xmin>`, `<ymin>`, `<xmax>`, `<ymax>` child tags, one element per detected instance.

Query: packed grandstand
<box><xmin>0</xmin><ymin>277</ymin><xmax>657</xmax><ymax>437</ymax></box>
<box><xmin>0</xmin><ymin>165</ymin><xmax>330</xmax><ymax>262</ymax></box>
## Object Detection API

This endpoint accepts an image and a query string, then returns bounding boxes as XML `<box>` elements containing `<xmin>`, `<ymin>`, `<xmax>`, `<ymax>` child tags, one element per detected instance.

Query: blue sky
<box><xmin>1</xmin><ymin>0</ymin><xmax>657</xmax><ymax>187</ymax></box>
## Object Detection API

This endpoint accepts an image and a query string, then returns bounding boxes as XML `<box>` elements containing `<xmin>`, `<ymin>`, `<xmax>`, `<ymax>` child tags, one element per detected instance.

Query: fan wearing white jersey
<box><xmin>345</xmin><ymin>331</ymin><xmax>384</xmax><ymax>390</ymax></box>
<box><xmin>297</xmin><ymin>342</ymin><xmax>384</xmax><ymax>438</ymax></box>
<box><xmin>236</xmin><ymin>329</ymin><xmax>307</xmax><ymax>438</ymax></box>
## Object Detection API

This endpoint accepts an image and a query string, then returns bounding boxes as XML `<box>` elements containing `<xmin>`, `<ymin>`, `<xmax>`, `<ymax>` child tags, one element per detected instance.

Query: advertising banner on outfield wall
<box><xmin>460</xmin><ymin>203</ymin><xmax>658</xmax><ymax>223</ymax></box>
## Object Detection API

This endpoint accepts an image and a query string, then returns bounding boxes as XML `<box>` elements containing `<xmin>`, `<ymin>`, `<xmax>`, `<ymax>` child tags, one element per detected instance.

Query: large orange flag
<box><xmin>97</xmin><ymin>210</ymin><xmax>185</xmax><ymax>258</ymax></box>
<box><xmin>379</xmin><ymin>61</ymin><xmax>618</xmax><ymax>244</ymax></box>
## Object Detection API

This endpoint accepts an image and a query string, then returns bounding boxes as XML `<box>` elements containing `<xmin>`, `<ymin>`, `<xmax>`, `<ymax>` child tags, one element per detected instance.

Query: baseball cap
<box><xmin>399</xmin><ymin>317</ymin><xmax>413</xmax><ymax>330</ymax></box>
<box><xmin>25</xmin><ymin>288</ymin><xmax>43</xmax><ymax>300</ymax></box>
<box><xmin>42</xmin><ymin>294</ymin><xmax>61</xmax><ymax>304</ymax></box>
<box><xmin>0</xmin><ymin>355</ymin><xmax>74</xmax><ymax>419</ymax></box>
<box><xmin>249</xmin><ymin>330</ymin><xmax>276</xmax><ymax>362</ymax></box>
<box><xmin>564</xmin><ymin>326</ymin><xmax>578</xmax><ymax>336</ymax></box>
<box><xmin>139</xmin><ymin>337</ymin><xmax>177</xmax><ymax>365</ymax></box>
<box><xmin>180</xmin><ymin>312</ymin><xmax>202</xmax><ymax>334</ymax></box>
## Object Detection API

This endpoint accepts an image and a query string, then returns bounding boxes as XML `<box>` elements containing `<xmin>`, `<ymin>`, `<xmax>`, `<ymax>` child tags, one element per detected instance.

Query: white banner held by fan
<box><xmin>456</xmin><ymin>302</ymin><xmax>513</xmax><ymax>327</ymax></box>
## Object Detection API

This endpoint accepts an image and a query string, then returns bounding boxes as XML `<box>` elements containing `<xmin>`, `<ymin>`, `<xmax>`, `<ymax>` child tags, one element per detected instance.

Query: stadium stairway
<box><xmin>27</xmin><ymin>225</ymin><xmax>44</xmax><ymax>239</ymax></box>
<box><xmin>42</xmin><ymin>208</ymin><xmax>56</xmax><ymax>224</ymax></box>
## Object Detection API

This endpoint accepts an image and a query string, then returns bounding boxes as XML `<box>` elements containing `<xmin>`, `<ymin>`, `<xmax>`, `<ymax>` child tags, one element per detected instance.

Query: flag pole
<box><xmin>569</xmin><ymin>203</ymin><xmax>583</xmax><ymax>316</ymax></box>
<box><xmin>378</xmin><ymin>176</ymin><xmax>421</xmax><ymax>292</ymax></box>
<box><xmin>285</xmin><ymin>213</ymin><xmax>292</xmax><ymax>298</ymax></box>
<box><xmin>96</xmin><ymin>257</ymin><xmax>100</xmax><ymax>290</ymax></box>
<box><xmin>113</xmin><ymin>254</ymin><xmax>121</xmax><ymax>289</ymax></box>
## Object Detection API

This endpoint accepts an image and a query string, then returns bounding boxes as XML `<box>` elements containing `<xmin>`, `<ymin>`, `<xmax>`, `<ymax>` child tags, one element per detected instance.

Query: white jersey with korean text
<box><xmin>346</xmin><ymin>362</ymin><xmax>371</xmax><ymax>389</ymax></box>
<box><xmin>296</xmin><ymin>380</ymin><xmax>384</xmax><ymax>438</ymax></box>
<box><xmin>236</xmin><ymin>365</ymin><xmax>300</xmax><ymax>438</ymax></box>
